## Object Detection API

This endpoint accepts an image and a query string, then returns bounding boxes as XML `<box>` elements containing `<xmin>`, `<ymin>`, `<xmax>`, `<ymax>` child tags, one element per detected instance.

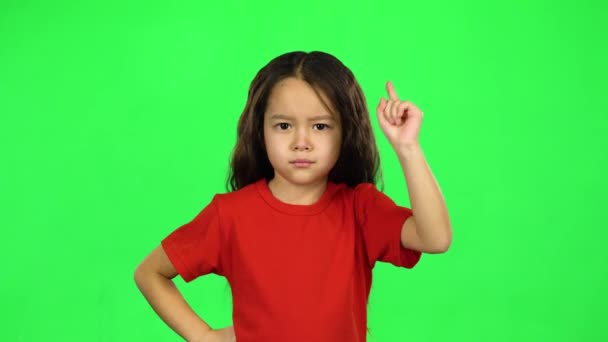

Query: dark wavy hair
<box><xmin>226</xmin><ymin>51</ymin><xmax>384</xmax><ymax>192</ymax></box>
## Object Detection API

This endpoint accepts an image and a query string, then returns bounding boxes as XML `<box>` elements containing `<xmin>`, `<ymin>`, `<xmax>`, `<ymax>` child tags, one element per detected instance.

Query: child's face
<box><xmin>263</xmin><ymin>77</ymin><xmax>342</xmax><ymax>187</ymax></box>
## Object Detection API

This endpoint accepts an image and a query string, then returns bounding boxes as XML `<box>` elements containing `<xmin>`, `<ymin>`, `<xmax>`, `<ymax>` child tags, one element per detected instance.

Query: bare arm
<box><xmin>398</xmin><ymin>144</ymin><xmax>452</xmax><ymax>253</ymax></box>
<box><xmin>375</xmin><ymin>82</ymin><xmax>452</xmax><ymax>254</ymax></box>
<box><xmin>134</xmin><ymin>245</ymin><xmax>213</xmax><ymax>341</ymax></box>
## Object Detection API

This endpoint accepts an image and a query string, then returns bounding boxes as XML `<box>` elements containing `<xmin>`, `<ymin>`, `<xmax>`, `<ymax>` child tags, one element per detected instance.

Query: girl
<box><xmin>134</xmin><ymin>51</ymin><xmax>452</xmax><ymax>342</ymax></box>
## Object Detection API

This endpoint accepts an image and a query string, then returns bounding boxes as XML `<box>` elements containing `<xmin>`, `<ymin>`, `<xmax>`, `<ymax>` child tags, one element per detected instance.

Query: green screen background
<box><xmin>1</xmin><ymin>0</ymin><xmax>606</xmax><ymax>341</ymax></box>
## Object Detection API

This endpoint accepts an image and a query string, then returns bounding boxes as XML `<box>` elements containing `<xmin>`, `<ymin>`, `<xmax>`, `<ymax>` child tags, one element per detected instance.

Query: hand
<box><xmin>376</xmin><ymin>81</ymin><xmax>424</xmax><ymax>149</ymax></box>
<box><xmin>196</xmin><ymin>326</ymin><xmax>236</xmax><ymax>342</ymax></box>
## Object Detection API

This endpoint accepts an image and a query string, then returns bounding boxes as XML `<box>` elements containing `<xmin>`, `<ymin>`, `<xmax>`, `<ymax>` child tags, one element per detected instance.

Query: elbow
<box><xmin>426</xmin><ymin>241</ymin><xmax>450</xmax><ymax>254</ymax></box>
<box><xmin>438</xmin><ymin>227</ymin><xmax>453</xmax><ymax>253</ymax></box>
<box><xmin>134</xmin><ymin>265</ymin><xmax>145</xmax><ymax>286</ymax></box>
<box><xmin>434</xmin><ymin>239</ymin><xmax>451</xmax><ymax>253</ymax></box>
<box><xmin>134</xmin><ymin>266</ymin><xmax>162</xmax><ymax>293</ymax></box>
<box><xmin>134</xmin><ymin>263</ymin><xmax>152</xmax><ymax>285</ymax></box>
<box><xmin>427</xmin><ymin>227</ymin><xmax>452</xmax><ymax>254</ymax></box>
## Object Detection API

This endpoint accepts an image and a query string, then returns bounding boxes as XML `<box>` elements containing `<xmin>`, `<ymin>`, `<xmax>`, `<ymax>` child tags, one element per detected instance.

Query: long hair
<box><xmin>226</xmin><ymin>51</ymin><xmax>383</xmax><ymax>192</ymax></box>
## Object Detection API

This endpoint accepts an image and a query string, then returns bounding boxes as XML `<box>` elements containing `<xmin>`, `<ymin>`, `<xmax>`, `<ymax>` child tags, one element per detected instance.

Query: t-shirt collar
<box><xmin>255</xmin><ymin>178</ymin><xmax>340</xmax><ymax>215</ymax></box>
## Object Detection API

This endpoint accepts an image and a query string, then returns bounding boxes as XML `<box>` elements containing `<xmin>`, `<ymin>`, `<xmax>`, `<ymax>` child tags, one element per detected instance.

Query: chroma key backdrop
<box><xmin>1</xmin><ymin>0</ymin><xmax>606</xmax><ymax>341</ymax></box>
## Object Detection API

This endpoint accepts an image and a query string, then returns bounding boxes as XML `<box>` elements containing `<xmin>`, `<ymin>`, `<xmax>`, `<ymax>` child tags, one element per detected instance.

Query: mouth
<box><xmin>290</xmin><ymin>159</ymin><xmax>315</xmax><ymax>167</ymax></box>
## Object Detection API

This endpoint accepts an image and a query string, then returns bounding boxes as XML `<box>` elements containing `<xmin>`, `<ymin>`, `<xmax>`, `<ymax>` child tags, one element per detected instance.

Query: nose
<box><xmin>293</xmin><ymin>144</ymin><xmax>311</xmax><ymax>151</ymax></box>
<box><xmin>292</xmin><ymin>128</ymin><xmax>312</xmax><ymax>152</ymax></box>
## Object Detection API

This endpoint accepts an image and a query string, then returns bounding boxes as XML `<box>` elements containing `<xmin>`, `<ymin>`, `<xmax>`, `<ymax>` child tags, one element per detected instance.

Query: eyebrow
<box><xmin>269</xmin><ymin>114</ymin><xmax>336</xmax><ymax>121</ymax></box>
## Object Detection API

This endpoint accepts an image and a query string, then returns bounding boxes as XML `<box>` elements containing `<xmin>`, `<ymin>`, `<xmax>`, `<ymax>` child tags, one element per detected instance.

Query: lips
<box><xmin>290</xmin><ymin>159</ymin><xmax>314</xmax><ymax>164</ymax></box>
<box><xmin>290</xmin><ymin>159</ymin><xmax>314</xmax><ymax>168</ymax></box>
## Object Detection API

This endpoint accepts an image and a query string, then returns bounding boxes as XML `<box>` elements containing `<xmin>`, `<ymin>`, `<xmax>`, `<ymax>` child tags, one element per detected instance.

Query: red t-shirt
<box><xmin>161</xmin><ymin>178</ymin><xmax>421</xmax><ymax>342</ymax></box>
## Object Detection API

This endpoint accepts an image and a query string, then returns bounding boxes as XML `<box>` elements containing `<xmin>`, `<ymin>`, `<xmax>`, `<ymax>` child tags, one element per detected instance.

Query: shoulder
<box><xmin>211</xmin><ymin>180</ymin><xmax>262</xmax><ymax>212</ymax></box>
<box><xmin>334</xmin><ymin>182</ymin><xmax>384</xmax><ymax>218</ymax></box>
<box><xmin>352</xmin><ymin>182</ymin><xmax>383</xmax><ymax>202</ymax></box>
<box><xmin>213</xmin><ymin>182</ymin><xmax>258</xmax><ymax>203</ymax></box>
<box><xmin>353</xmin><ymin>182</ymin><xmax>377</xmax><ymax>193</ymax></box>
<box><xmin>351</xmin><ymin>182</ymin><xmax>401</xmax><ymax>213</ymax></box>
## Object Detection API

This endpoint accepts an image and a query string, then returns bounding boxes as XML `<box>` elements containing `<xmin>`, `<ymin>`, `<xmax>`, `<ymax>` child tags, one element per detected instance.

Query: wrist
<box><xmin>395</xmin><ymin>143</ymin><xmax>423</xmax><ymax>160</ymax></box>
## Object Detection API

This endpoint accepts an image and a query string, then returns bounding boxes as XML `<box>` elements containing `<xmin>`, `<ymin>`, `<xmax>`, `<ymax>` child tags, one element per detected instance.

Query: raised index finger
<box><xmin>386</xmin><ymin>81</ymin><xmax>399</xmax><ymax>101</ymax></box>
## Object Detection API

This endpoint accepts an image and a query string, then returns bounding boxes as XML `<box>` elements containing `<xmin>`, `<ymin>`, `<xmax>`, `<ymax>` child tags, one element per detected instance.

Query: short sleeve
<box><xmin>355</xmin><ymin>183</ymin><xmax>421</xmax><ymax>269</ymax></box>
<box><xmin>161</xmin><ymin>195</ymin><xmax>225</xmax><ymax>282</ymax></box>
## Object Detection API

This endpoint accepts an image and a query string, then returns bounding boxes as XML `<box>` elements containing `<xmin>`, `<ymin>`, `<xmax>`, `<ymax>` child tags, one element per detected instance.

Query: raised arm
<box><xmin>376</xmin><ymin>81</ymin><xmax>452</xmax><ymax>253</ymax></box>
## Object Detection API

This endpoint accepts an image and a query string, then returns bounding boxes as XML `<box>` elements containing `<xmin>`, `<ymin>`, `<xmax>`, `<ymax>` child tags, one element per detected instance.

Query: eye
<box><xmin>314</xmin><ymin>124</ymin><xmax>330</xmax><ymax>130</ymax></box>
<box><xmin>276</xmin><ymin>123</ymin><xmax>291</xmax><ymax>130</ymax></box>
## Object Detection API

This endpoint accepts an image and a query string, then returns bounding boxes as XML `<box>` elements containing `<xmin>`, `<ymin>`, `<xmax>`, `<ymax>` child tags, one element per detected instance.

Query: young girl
<box><xmin>134</xmin><ymin>51</ymin><xmax>452</xmax><ymax>342</ymax></box>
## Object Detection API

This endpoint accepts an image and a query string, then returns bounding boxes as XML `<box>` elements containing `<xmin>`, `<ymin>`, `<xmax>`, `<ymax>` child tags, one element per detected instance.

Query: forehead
<box><xmin>265</xmin><ymin>77</ymin><xmax>337</xmax><ymax>119</ymax></box>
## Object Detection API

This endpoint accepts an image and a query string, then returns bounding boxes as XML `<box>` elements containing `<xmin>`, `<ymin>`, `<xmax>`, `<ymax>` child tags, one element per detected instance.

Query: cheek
<box><xmin>319</xmin><ymin>134</ymin><xmax>341</xmax><ymax>162</ymax></box>
<box><xmin>263</xmin><ymin>127</ymin><xmax>275</xmax><ymax>148</ymax></box>
<box><xmin>264</xmin><ymin>131</ymin><xmax>279</xmax><ymax>149</ymax></box>
<box><xmin>263</xmin><ymin>130</ymin><xmax>282</xmax><ymax>161</ymax></box>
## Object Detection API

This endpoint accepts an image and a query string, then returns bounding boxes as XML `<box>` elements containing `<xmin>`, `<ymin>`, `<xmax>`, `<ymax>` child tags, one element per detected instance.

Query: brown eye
<box><xmin>314</xmin><ymin>124</ymin><xmax>329</xmax><ymax>130</ymax></box>
<box><xmin>276</xmin><ymin>123</ymin><xmax>290</xmax><ymax>130</ymax></box>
